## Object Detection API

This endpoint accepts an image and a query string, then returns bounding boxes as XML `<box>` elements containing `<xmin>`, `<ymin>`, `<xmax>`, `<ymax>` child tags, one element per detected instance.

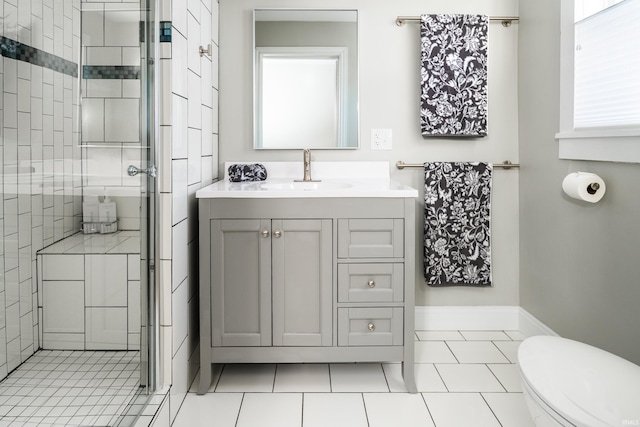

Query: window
<box><xmin>557</xmin><ymin>0</ymin><xmax>640</xmax><ymax>162</ymax></box>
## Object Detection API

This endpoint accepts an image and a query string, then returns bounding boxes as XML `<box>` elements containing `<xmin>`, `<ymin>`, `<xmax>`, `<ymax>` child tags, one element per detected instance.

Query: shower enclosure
<box><xmin>0</xmin><ymin>0</ymin><xmax>158</xmax><ymax>423</ymax></box>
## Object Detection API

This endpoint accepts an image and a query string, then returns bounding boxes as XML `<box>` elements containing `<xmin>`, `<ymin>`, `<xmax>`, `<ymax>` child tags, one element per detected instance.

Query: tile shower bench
<box><xmin>36</xmin><ymin>231</ymin><xmax>141</xmax><ymax>350</ymax></box>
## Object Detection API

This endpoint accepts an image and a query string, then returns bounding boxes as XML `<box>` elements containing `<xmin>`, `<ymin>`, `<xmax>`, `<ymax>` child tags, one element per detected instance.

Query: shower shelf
<box><xmin>82</xmin><ymin>220</ymin><xmax>118</xmax><ymax>234</ymax></box>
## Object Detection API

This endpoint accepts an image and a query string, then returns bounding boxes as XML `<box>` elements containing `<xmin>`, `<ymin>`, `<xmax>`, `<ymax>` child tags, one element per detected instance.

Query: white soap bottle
<box><xmin>99</xmin><ymin>192</ymin><xmax>118</xmax><ymax>223</ymax></box>
<box><xmin>82</xmin><ymin>195</ymin><xmax>100</xmax><ymax>223</ymax></box>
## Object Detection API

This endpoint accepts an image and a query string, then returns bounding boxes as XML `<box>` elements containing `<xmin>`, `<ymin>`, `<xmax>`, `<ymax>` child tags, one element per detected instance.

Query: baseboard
<box><xmin>415</xmin><ymin>306</ymin><xmax>520</xmax><ymax>331</ymax></box>
<box><xmin>518</xmin><ymin>307</ymin><xmax>559</xmax><ymax>337</ymax></box>
<box><xmin>415</xmin><ymin>306</ymin><xmax>558</xmax><ymax>337</ymax></box>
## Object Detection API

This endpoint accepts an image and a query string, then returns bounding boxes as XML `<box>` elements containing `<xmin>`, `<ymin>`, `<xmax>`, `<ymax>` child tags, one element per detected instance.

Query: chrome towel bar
<box><xmin>396</xmin><ymin>15</ymin><xmax>520</xmax><ymax>27</ymax></box>
<box><xmin>396</xmin><ymin>160</ymin><xmax>520</xmax><ymax>170</ymax></box>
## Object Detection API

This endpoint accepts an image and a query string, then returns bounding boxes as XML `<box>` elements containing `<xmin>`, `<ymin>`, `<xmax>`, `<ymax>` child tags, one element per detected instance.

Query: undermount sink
<box><xmin>260</xmin><ymin>181</ymin><xmax>352</xmax><ymax>191</ymax></box>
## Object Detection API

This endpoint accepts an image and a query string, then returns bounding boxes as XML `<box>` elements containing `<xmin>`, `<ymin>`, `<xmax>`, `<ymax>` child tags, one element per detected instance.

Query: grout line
<box><xmin>272</xmin><ymin>364</ymin><xmax>278</xmax><ymax>393</ymax></box>
<box><xmin>234</xmin><ymin>393</ymin><xmax>245</xmax><ymax>427</ymax></box>
<box><xmin>420</xmin><ymin>392</ymin><xmax>438</xmax><ymax>427</ymax></box>
<box><xmin>485</xmin><ymin>364</ymin><xmax>508</xmax><ymax>393</ymax></box>
<box><xmin>432</xmin><ymin>364</ymin><xmax>450</xmax><ymax>393</ymax></box>
<box><xmin>360</xmin><ymin>393</ymin><xmax>371</xmax><ymax>427</ymax></box>
<box><xmin>479</xmin><ymin>392</ymin><xmax>505</xmax><ymax>427</ymax></box>
<box><xmin>491</xmin><ymin>341</ymin><xmax>512</xmax><ymax>363</ymax></box>
<box><xmin>300</xmin><ymin>393</ymin><xmax>304</xmax><ymax>427</ymax></box>
<box><xmin>443</xmin><ymin>340</ymin><xmax>461</xmax><ymax>363</ymax></box>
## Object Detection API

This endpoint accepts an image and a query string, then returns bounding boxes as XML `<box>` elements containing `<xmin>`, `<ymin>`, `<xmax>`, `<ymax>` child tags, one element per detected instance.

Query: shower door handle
<box><xmin>128</xmin><ymin>165</ymin><xmax>157</xmax><ymax>178</ymax></box>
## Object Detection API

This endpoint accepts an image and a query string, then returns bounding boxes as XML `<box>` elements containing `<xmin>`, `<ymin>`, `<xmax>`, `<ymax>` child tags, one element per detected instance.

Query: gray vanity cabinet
<box><xmin>210</xmin><ymin>218</ymin><xmax>332</xmax><ymax>348</ymax></box>
<box><xmin>210</xmin><ymin>219</ymin><xmax>271</xmax><ymax>347</ymax></box>
<box><xmin>198</xmin><ymin>198</ymin><xmax>417</xmax><ymax>394</ymax></box>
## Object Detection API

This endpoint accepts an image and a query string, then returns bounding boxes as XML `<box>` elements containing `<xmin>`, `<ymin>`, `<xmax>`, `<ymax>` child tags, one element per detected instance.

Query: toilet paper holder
<box><xmin>562</xmin><ymin>172</ymin><xmax>606</xmax><ymax>203</ymax></box>
<box><xmin>587</xmin><ymin>182</ymin><xmax>600</xmax><ymax>195</ymax></box>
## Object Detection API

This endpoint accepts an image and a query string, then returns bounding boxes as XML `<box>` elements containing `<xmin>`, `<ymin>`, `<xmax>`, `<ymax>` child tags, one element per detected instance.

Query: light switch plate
<box><xmin>371</xmin><ymin>129</ymin><xmax>393</xmax><ymax>150</ymax></box>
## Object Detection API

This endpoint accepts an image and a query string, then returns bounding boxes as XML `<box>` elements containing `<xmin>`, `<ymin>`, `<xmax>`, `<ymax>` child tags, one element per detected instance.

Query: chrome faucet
<box><xmin>295</xmin><ymin>148</ymin><xmax>320</xmax><ymax>182</ymax></box>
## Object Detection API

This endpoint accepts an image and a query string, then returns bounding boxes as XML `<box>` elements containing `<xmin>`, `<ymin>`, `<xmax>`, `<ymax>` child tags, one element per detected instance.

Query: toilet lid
<box><xmin>518</xmin><ymin>336</ymin><xmax>640</xmax><ymax>427</ymax></box>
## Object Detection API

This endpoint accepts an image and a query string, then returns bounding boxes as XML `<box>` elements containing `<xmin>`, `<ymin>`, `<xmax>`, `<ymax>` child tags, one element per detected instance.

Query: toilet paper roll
<box><xmin>562</xmin><ymin>172</ymin><xmax>606</xmax><ymax>203</ymax></box>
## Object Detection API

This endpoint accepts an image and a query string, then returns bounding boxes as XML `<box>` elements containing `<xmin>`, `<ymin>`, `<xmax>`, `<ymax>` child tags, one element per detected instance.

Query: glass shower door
<box><xmin>0</xmin><ymin>0</ymin><xmax>158</xmax><ymax>423</ymax></box>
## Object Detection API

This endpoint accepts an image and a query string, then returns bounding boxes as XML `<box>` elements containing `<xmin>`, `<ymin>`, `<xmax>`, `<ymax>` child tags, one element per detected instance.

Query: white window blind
<box><xmin>574</xmin><ymin>0</ymin><xmax>640</xmax><ymax>129</ymax></box>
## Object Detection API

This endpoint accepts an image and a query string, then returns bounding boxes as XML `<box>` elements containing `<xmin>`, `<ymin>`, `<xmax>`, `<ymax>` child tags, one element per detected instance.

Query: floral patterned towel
<box><xmin>424</xmin><ymin>162</ymin><xmax>492</xmax><ymax>286</ymax></box>
<box><xmin>228</xmin><ymin>163</ymin><xmax>268</xmax><ymax>182</ymax></box>
<box><xmin>420</xmin><ymin>14</ymin><xmax>488</xmax><ymax>137</ymax></box>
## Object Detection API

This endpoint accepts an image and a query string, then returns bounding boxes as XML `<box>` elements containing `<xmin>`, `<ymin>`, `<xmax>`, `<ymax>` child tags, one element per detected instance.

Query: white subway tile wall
<box><xmin>37</xmin><ymin>231</ymin><xmax>141</xmax><ymax>351</ymax></box>
<box><xmin>158</xmin><ymin>0</ymin><xmax>218</xmax><ymax>423</ymax></box>
<box><xmin>81</xmin><ymin>0</ymin><xmax>142</xmax><ymax>231</ymax></box>
<box><xmin>1</xmin><ymin>0</ymin><xmax>82</xmax><ymax>381</ymax></box>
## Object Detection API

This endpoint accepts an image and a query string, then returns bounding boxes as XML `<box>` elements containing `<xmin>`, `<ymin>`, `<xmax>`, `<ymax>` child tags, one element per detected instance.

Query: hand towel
<box><xmin>424</xmin><ymin>162</ymin><xmax>492</xmax><ymax>286</ymax></box>
<box><xmin>420</xmin><ymin>14</ymin><xmax>488</xmax><ymax>137</ymax></box>
<box><xmin>228</xmin><ymin>163</ymin><xmax>268</xmax><ymax>182</ymax></box>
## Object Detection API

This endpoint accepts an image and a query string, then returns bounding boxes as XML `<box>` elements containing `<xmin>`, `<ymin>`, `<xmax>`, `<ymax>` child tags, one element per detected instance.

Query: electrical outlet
<box><xmin>371</xmin><ymin>128</ymin><xmax>393</xmax><ymax>150</ymax></box>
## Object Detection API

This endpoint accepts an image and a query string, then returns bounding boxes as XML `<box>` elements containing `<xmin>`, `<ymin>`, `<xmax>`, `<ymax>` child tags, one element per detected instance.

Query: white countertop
<box><xmin>196</xmin><ymin>162</ymin><xmax>419</xmax><ymax>199</ymax></box>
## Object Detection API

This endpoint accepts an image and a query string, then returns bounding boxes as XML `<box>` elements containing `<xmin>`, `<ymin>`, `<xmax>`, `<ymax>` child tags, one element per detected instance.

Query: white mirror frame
<box><xmin>255</xmin><ymin>46</ymin><xmax>348</xmax><ymax>149</ymax></box>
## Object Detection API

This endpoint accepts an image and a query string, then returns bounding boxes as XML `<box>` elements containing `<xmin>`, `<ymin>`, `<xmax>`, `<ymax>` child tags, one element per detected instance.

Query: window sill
<box><xmin>556</xmin><ymin>130</ymin><xmax>640</xmax><ymax>163</ymax></box>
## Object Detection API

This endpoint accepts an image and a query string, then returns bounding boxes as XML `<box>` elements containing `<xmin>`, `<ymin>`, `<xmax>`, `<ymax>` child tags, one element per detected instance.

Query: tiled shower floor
<box><xmin>0</xmin><ymin>350</ymin><xmax>144</xmax><ymax>426</ymax></box>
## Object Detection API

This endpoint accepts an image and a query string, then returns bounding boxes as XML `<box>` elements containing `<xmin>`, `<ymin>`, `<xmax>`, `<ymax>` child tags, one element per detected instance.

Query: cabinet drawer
<box><xmin>338</xmin><ymin>219</ymin><xmax>404</xmax><ymax>258</ymax></box>
<box><xmin>338</xmin><ymin>307</ymin><xmax>403</xmax><ymax>346</ymax></box>
<box><xmin>338</xmin><ymin>264</ymin><xmax>404</xmax><ymax>303</ymax></box>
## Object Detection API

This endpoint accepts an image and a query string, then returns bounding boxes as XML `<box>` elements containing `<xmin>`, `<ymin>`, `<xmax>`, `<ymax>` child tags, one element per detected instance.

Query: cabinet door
<box><xmin>211</xmin><ymin>219</ymin><xmax>271</xmax><ymax>346</ymax></box>
<box><xmin>272</xmin><ymin>219</ymin><xmax>332</xmax><ymax>346</ymax></box>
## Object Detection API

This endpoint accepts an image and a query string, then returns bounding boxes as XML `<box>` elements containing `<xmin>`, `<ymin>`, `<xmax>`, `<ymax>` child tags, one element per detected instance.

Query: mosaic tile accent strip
<box><xmin>83</xmin><ymin>65</ymin><xmax>141</xmax><ymax>80</ymax></box>
<box><xmin>0</xmin><ymin>36</ymin><xmax>79</xmax><ymax>77</ymax></box>
<box><xmin>159</xmin><ymin>21</ymin><xmax>172</xmax><ymax>42</ymax></box>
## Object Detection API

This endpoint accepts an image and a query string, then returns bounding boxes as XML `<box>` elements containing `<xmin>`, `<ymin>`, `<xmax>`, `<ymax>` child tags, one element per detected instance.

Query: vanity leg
<box><xmin>198</xmin><ymin>362</ymin><xmax>212</xmax><ymax>395</ymax></box>
<box><xmin>402</xmin><ymin>336</ymin><xmax>417</xmax><ymax>393</ymax></box>
<box><xmin>402</xmin><ymin>360</ymin><xmax>417</xmax><ymax>394</ymax></box>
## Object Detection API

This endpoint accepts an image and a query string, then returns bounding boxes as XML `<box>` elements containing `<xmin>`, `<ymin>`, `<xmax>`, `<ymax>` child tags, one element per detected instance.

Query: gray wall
<box><xmin>518</xmin><ymin>0</ymin><xmax>640</xmax><ymax>365</ymax></box>
<box><xmin>220</xmin><ymin>0</ymin><xmax>521</xmax><ymax>308</ymax></box>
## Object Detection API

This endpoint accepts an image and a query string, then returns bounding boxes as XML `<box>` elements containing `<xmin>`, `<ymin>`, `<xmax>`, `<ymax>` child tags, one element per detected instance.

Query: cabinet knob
<box><xmin>367</xmin><ymin>280</ymin><xmax>376</xmax><ymax>288</ymax></box>
<box><xmin>367</xmin><ymin>323</ymin><xmax>376</xmax><ymax>332</ymax></box>
<box><xmin>273</xmin><ymin>230</ymin><xmax>282</xmax><ymax>238</ymax></box>
<box><xmin>261</xmin><ymin>230</ymin><xmax>270</xmax><ymax>238</ymax></box>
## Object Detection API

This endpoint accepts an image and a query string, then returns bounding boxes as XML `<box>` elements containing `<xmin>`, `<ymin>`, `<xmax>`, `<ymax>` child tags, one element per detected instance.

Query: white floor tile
<box><xmin>188</xmin><ymin>365</ymin><xmax>223</xmax><ymax>393</ymax></box>
<box><xmin>329</xmin><ymin>363</ymin><xmax>388</xmax><ymax>392</ymax></box>
<box><xmin>215</xmin><ymin>364</ymin><xmax>276</xmax><ymax>392</ymax></box>
<box><xmin>273</xmin><ymin>364</ymin><xmax>330</xmax><ymax>392</ymax></box>
<box><xmin>303</xmin><ymin>393</ymin><xmax>368</xmax><ymax>427</ymax></box>
<box><xmin>446</xmin><ymin>341</ymin><xmax>510</xmax><ymax>364</ymax></box>
<box><xmin>364</xmin><ymin>393</ymin><xmax>435</xmax><ymax>427</ymax></box>
<box><xmin>236</xmin><ymin>393</ymin><xmax>302</xmax><ymax>427</ymax></box>
<box><xmin>414</xmin><ymin>341</ymin><xmax>458</xmax><ymax>363</ymax></box>
<box><xmin>415</xmin><ymin>331</ymin><xmax>464</xmax><ymax>341</ymax></box>
<box><xmin>505</xmin><ymin>330</ymin><xmax>526</xmax><ymax>341</ymax></box>
<box><xmin>459</xmin><ymin>331</ymin><xmax>511</xmax><ymax>341</ymax></box>
<box><xmin>172</xmin><ymin>393</ymin><xmax>242</xmax><ymax>427</ymax></box>
<box><xmin>435</xmin><ymin>364</ymin><xmax>505</xmax><ymax>392</ymax></box>
<box><xmin>482</xmin><ymin>393</ymin><xmax>536</xmax><ymax>427</ymax></box>
<box><xmin>493</xmin><ymin>341</ymin><xmax>522</xmax><ymax>363</ymax></box>
<box><xmin>424</xmin><ymin>393</ymin><xmax>501</xmax><ymax>427</ymax></box>
<box><xmin>387</xmin><ymin>363</ymin><xmax>449</xmax><ymax>393</ymax></box>
<box><xmin>487</xmin><ymin>364</ymin><xmax>523</xmax><ymax>392</ymax></box>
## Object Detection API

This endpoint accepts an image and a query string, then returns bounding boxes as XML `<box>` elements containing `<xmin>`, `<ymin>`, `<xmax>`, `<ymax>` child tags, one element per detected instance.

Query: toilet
<box><xmin>517</xmin><ymin>335</ymin><xmax>640</xmax><ymax>427</ymax></box>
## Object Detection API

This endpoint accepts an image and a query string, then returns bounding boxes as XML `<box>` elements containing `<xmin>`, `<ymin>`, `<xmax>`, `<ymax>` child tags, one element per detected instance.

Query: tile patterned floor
<box><xmin>0</xmin><ymin>350</ymin><xmax>145</xmax><ymax>426</ymax></box>
<box><xmin>173</xmin><ymin>330</ymin><xmax>535</xmax><ymax>427</ymax></box>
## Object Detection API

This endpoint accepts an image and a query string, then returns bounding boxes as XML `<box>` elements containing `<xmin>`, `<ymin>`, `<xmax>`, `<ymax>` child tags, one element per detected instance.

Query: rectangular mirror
<box><xmin>254</xmin><ymin>9</ymin><xmax>359</xmax><ymax>149</ymax></box>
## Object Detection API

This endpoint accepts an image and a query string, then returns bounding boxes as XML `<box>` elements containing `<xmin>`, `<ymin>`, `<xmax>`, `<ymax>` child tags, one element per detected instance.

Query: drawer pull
<box><xmin>367</xmin><ymin>280</ymin><xmax>376</xmax><ymax>288</ymax></box>
<box><xmin>273</xmin><ymin>230</ymin><xmax>282</xmax><ymax>238</ymax></box>
<box><xmin>261</xmin><ymin>230</ymin><xmax>270</xmax><ymax>238</ymax></box>
<box><xmin>367</xmin><ymin>323</ymin><xmax>376</xmax><ymax>332</ymax></box>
